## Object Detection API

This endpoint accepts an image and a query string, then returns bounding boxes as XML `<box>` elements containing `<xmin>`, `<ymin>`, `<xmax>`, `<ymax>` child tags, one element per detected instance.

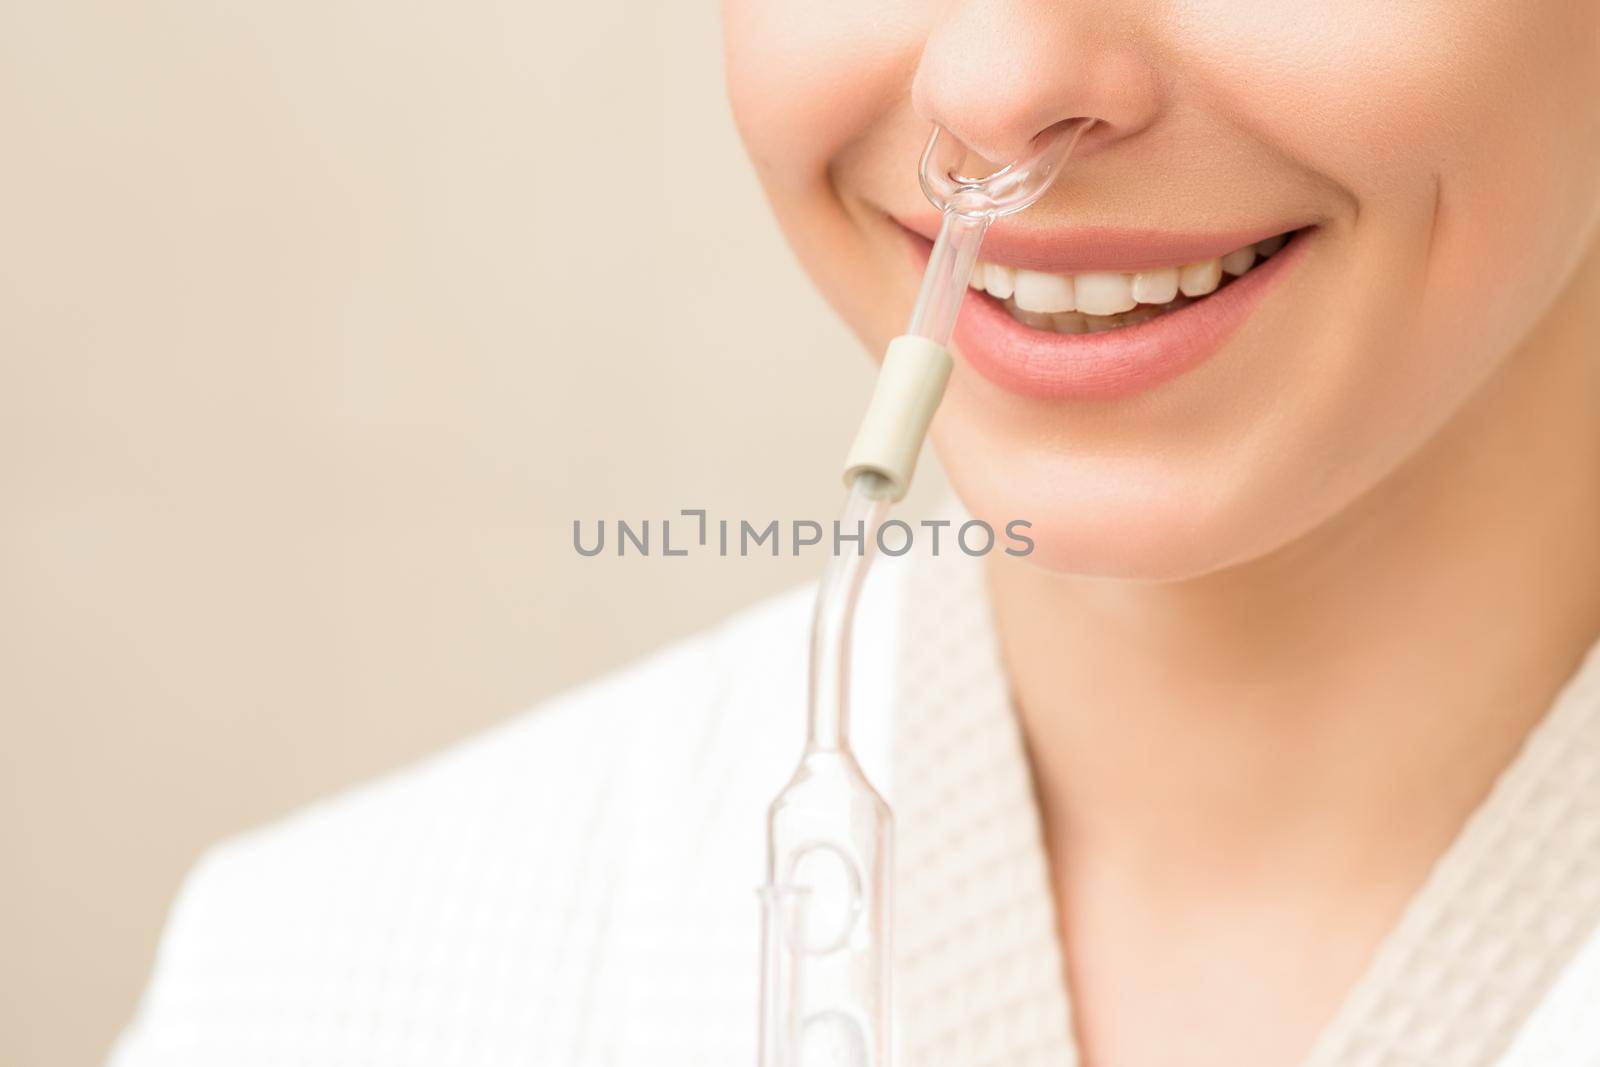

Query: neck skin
<box><xmin>986</xmin><ymin>243</ymin><xmax>1600</xmax><ymax>1062</ymax></box>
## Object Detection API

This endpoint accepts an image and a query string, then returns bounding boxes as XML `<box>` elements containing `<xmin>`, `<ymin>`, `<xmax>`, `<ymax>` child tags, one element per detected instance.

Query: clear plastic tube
<box><xmin>763</xmin><ymin>470</ymin><xmax>893</xmax><ymax>1067</ymax></box>
<box><xmin>908</xmin><ymin>119</ymin><xmax>1091</xmax><ymax>345</ymax></box>
<box><xmin>906</xmin><ymin>210</ymin><xmax>989</xmax><ymax>347</ymax></box>
<box><xmin>757</xmin><ymin>884</ymin><xmax>810</xmax><ymax>1067</ymax></box>
<box><xmin>758</xmin><ymin>118</ymin><xmax>1091</xmax><ymax>1067</ymax></box>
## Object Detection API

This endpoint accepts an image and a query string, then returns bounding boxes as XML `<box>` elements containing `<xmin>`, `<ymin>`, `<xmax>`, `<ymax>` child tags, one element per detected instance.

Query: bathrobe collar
<box><xmin>888</xmin><ymin>544</ymin><xmax>1600</xmax><ymax>1066</ymax></box>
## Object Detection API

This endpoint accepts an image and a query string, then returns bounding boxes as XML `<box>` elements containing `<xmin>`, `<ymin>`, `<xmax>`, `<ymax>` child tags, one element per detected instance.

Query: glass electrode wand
<box><xmin>758</xmin><ymin>117</ymin><xmax>1093</xmax><ymax>1067</ymax></box>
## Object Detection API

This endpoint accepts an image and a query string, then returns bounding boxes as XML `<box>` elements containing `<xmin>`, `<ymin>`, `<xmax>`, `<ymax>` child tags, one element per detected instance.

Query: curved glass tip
<box><xmin>918</xmin><ymin>117</ymin><xmax>1094</xmax><ymax>218</ymax></box>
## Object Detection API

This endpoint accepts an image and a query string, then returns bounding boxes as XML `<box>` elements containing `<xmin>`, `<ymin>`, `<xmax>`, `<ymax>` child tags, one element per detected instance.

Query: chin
<box><xmin>943</xmin><ymin>448</ymin><xmax>1328</xmax><ymax>583</ymax></box>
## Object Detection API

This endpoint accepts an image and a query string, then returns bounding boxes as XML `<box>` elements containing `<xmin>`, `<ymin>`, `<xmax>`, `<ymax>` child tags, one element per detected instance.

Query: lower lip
<box><xmin>908</xmin><ymin>231</ymin><xmax>1306</xmax><ymax>402</ymax></box>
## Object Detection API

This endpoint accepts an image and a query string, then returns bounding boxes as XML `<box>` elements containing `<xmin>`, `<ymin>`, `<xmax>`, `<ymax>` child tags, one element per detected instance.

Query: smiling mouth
<box><xmin>971</xmin><ymin>230</ymin><xmax>1296</xmax><ymax>334</ymax></box>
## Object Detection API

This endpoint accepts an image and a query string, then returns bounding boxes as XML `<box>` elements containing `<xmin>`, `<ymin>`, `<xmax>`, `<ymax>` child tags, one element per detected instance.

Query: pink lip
<box><xmin>900</xmin><ymin>223</ymin><xmax>1309</xmax><ymax>402</ymax></box>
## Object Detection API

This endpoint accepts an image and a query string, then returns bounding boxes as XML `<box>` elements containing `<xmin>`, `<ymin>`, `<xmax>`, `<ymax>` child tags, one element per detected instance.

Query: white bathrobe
<box><xmin>109</xmin><ymin>544</ymin><xmax>1600</xmax><ymax>1066</ymax></box>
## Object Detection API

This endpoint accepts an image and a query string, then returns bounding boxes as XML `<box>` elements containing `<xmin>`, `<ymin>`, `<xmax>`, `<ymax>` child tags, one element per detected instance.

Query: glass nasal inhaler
<box><xmin>759</xmin><ymin>118</ymin><xmax>1091</xmax><ymax>1067</ymax></box>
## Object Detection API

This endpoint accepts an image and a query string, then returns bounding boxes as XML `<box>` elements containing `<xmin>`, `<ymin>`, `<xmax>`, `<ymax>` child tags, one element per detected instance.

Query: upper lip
<box><xmin>895</xmin><ymin>214</ymin><xmax>1306</xmax><ymax>274</ymax></box>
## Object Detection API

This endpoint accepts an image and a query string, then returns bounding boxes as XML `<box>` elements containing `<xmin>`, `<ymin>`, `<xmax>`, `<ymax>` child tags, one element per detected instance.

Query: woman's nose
<box><xmin>911</xmin><ymin>0</ymin><xmax>1162</xmax><ymax>165</ymax></box>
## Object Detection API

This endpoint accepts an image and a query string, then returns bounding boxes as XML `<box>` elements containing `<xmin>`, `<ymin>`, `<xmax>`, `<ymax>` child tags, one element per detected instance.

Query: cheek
<box><xmin>1307</xmin><ymin>0</ymin><xmax>1600</xmax><ymax>510</ymax></box>
<box><xmin>1175</xmin><ymin>0</ymin><xmax>1600</xmax><ymax>314</ymax></box>
<box><xmin>722</xmin><ymin>0</ymin><xmax>922</xmax><ymax>193</ymax></box>
<box><xmin>723</xmin><ymin>0</ymin><xmax>935</xmax><ymax>343</ymax></box>
<box><xmin>1170</xmin><ymin>1</ymin><xmax>1539</xmax><ymax>156</ymax></box>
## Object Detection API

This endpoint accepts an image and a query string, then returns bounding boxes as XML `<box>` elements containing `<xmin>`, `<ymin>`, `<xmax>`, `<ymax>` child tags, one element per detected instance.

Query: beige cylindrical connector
<box><xmin>841</xmin><ymin>334</ymin><xmax>953</xmax><ymax>501</ymax></box>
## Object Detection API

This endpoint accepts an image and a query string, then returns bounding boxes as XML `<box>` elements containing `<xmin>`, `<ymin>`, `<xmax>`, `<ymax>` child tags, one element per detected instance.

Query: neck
<box><xmin>989</xmin><ymin>248</ymin><xmax>1600</xmax><ymax>898</ymax></box>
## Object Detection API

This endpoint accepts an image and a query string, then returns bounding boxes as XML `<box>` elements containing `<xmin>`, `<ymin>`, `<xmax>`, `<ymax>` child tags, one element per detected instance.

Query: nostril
<box><xmin>909</xmin><ymin>55</ymin><xmax>1055</xmax><ymax>166</ymax></box>
<box><xmin>910</xmin><ymin>4</ymin><xmax>1163</xmax><ymax>165</ymax></box>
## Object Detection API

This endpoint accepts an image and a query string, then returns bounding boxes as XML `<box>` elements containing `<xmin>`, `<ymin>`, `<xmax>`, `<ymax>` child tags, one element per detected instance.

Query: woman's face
<box><xmin>723</xmin><ymin>1</ymin><xmax>1600</xmax><ymax>578</ymax></box>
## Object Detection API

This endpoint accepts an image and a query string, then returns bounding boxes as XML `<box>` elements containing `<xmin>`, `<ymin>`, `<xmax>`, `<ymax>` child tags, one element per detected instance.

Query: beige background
<box><xmin>0</xmin><ymin>3</ymin><xmax>943</xmax><ymax>1064</ymax></box>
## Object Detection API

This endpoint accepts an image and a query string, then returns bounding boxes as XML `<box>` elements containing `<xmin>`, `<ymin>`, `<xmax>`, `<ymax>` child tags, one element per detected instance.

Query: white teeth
<box><xmin>1073</xmin><ymin>272</ymin><xmax>1136</xmax><ymax>316</ymax></box>
<box><xmin>1220</xmin><ymin>246</ymin><xmax>1256</xmax><ymax>276</ymax></box>
<box><xmin>983</xmin><ymin>262</ymin><xmax>1016</xmax><ymax>300</ymax></box>
<box><xmin>1178</xmin><ymin>257</ymin><xmax>1222</xmax><ymax>297</ymax></box>
<box><xmin>973</xmin><ymin>230</ymin><xmax>1293</xmax><ymax>334</ymax></box>
<box><xmin>1012</xmin><ymin>268</ymin><xmax>1073</xmax><ymax>312</ymax></box>
<box><xmin>1130</xmin><ymin>267</ymin><xmax>1178</xmax><ymax>305</ymax></box>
